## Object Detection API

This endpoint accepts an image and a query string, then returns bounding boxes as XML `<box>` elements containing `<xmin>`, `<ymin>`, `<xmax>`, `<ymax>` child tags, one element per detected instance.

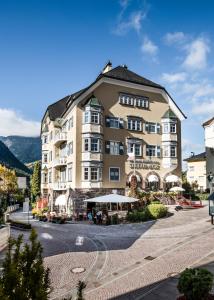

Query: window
<box><xmin>68</xmin><ymin>165</ymin><xmax>72</xmax><ymax>182</ymax></box>
<box><xmin>146</xmin><ymin>145</ymin><xmax>161</xmax><ymax>157</ymax></box>
<box><xmin>128</xmin><ymin>143</ymin><xmax>142</xmax><ymax>156</ymax></box>
<box><xmin>84</xmin><ymin>138</ymin><xmax>89</xmax><ymax>151</ymax></box>
<box><xmin>170</xmin><ymin>123</ymin><xmax>176</xmax><ymax>133</ymax></box>
<box><xmin>43</xmin><ymin>153</ymin><xmax>48</xmax><ymax>163</ymax></box>
<box><xmin>84</xmin><ymin>167</ymin><xmax>89</xmax><ymax>180</ymax></box>
<box><xmin>110</xmin><ymin>141</ymin><xmax>120</xmax><ymax>155</ymax></box>
<box><xmin>42</xmin><ymin>173</ymin><xmax>48</xmax><ymax>184</ymax></box>
<box><xmin>162</xmin><ymin>122</ymin><xmax>176</xmax><ymax>134</ymax></box>
<box><xmin>67</xmin><ymin>142</ymin><xmax>73</xmax><ymax>155</ymax></box>
<box><xmin>84</xmin><ymin>111</ymin><xmax>90</xmax><ymax>123</ymax></box>
<box><xmin>105</xmin><ymin>117</ymin><xmax>123</xmax><ymax>129</ymax></box>
<box><xmin>43</xmin><ymin>135</ymin><xmax>48</xmax><ymax>144</ymax></box>
<box><xmin>91</xmin><ymin>111</ymin><xmax>99</xmax><ymax>124</ymax></box>
<box><xmin>91</xmin><ymin>138</ymin><xmax>99</xmax><ymax>152</ymax></box>
<box><xmin>145</xmin><ymin>122</ymin><xmax>161</xmax><ymax>133</ymax></box>
<box><xmin>68</xmin><ymin>116</ymin><xmax>73</xmax><ymax>130</ymax></box>
<box><xmin>119</xmin><ymin>93</ymin><xmax>149</xmax><ymax>109</ymax></box>
<box><xmin>48</xmin><ymin>170</ymin><xmax>52</xmax><ymax>183</ymax></box>
<box><xmin>163</xmin><ymin>144</ymin><xmax>177</xmax><ymax>157</ymax></box>
<box><xmin>83</xmin><ymin>166</ymin><xmax>102</xmax><ymax>181</ymax></box>
<box><xmin>127</xmin><ymin>118</ymin><xmax>142</xmax><ymax>131</ymax></box>
<box><xmin>91</xmin><ymin>167</ymin><xmax>98</xmax><ymax>181</ymax></box>
<box><xmin>109</xmin><ymin>167</ymin><xmax>120</xmax><ymax>181</ymax></box>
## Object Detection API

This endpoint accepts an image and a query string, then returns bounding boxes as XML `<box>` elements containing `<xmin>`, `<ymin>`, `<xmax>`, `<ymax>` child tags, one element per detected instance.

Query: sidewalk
<box><xmin>140</xmin><ymin>251</ymin><xmax>214</xmax><ymax>300</ymax></box>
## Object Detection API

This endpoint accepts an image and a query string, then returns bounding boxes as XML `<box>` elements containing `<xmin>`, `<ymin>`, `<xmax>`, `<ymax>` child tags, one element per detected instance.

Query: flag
<box><xmin>127</xmin><ymin>151</ymin><xmax>135</xmax><ymax>161</ymax></box>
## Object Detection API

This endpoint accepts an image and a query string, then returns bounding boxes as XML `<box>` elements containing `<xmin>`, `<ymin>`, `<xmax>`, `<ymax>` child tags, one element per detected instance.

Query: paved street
<box><xmin>7</xmin><ymin>205</ymin><xmax>214</xmax><ymax>299</ymax></box>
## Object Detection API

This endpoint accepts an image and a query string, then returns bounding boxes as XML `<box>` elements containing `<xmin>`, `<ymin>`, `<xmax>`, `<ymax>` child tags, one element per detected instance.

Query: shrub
<box><xmin>146</xmin><ymin>204</ymin><xmax>168</xmax><ymax>219</ymax></box>
<box><xmin>111</xmin><ymin>214</ymin><xmax>119</xmax><ymax>225</ymax></box>
<box><xmin>177</xmin><ymin>268</ymin><xmax>214</xmax><ymax>300</ymax></box>
<box><xmin>126</xmin><ymin>210</ymin><xmax>150</xmax><ymax>222</ymax></box>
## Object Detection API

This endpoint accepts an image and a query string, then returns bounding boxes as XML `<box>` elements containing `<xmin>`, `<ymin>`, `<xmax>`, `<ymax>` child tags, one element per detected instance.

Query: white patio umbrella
<box><xmin>165</xmin><ymin>175</ymin><xmax>180</xmax><ymax>183</ymax></box>
<box><xmin>83</xmin><ymin>193</ymin><xmax>138</xmax><ymax>203</ymax></box>
<box><xmin>170</xmin><ymin>186</ymin><xmax>185</xmax><ymax>192</ymax></box>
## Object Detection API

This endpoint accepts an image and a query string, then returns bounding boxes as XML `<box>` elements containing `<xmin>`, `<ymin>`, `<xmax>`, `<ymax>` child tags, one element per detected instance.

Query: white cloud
<box><xmin>0</xmin><ymin>108</ymin><xmax>40</xmax><ymax>137</ymax></box>
<box><xmin>164</xmin><ymin>32</ymin><xmax>186</xmax><ymax>45</ymax></box>
<box><xmin>192</xmin><ymin>99</ymin><xmax>214</xmax><ymax>116</ymax></box>
<box><xmin>114</xmin><ymin>10</ymin><xmax>146</xmax><ymax>35</ymax></box>
<box><xmin>161</xmin><ymin>72</ymin><xmax>187</xmax><ymax>84</ymax></box>
<box><xmin>141</xmin><ymin>36</ymin><xmax>158</xmax><ymax>56</ymax></box>
<box><xmin>183</xmin><ymin>38</ymin><xmax>210</xmax><ymax>70</ymax></box>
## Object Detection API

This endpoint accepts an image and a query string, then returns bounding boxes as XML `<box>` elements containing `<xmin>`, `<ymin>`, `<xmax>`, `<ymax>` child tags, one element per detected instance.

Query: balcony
<box><xmin>53</xmin><ymin>156</ymin><xmax>67</xmax><ymax>168</ymax></box>
<box><xmin>53</xmin><ymin>182</ymin><xmax>67</xmax><ymax>191</ymax></box>
<box><xmin>54</xmin><ymin>132</ymin><xmax>67</xmax><ymax>146</ymax></box>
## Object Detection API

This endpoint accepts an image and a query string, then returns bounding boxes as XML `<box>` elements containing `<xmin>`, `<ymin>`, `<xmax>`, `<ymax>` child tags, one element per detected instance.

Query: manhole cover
<box><xmin>71</xmin><ymin>267</ymin><xmax>85</xmax><ymax>274</ymax></box>
<box><xmin>144</xmin><ymin>256</ymin><xmax>156</xmax><ymax>261</ymax></box>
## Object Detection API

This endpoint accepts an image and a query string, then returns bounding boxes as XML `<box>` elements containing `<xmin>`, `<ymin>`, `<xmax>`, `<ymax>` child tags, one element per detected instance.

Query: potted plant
<box><xmin>177</xmin><ymin>268</ymin><xmax>214</xmax><ymax>300</ymax></box>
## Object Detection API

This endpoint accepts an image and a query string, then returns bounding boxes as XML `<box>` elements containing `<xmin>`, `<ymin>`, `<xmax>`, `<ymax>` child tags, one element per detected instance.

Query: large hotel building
<box><xmin>41</xmin><ymin>62</ymin><xmax>186</xmax><ymax>211</ymax></box>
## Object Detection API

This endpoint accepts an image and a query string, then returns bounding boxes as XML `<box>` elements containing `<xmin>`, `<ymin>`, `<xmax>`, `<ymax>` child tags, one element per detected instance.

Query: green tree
<box><xmin>31</xmin><ymin>161</ymin><xmax>41</xmax><ymax>201</ymax></box>
<box><xmin>0</xmin><ymin>165</ymin><xmax>18</xmax><ymax>223</ymax></box>
<box><xmin>0</xmin><ymin>229</ymin><xmax>51</xmax><ymax>300</ymax></box>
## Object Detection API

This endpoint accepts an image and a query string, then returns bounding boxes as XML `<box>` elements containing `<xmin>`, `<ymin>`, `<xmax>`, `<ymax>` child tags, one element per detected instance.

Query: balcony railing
<box><xmin>53</xmin><ymin>156</ymin><xmax>67</xmax><ymax>167</ymax></box>
<box><xmin>53</xmin><ymin>182</ymin><xmax>67</xmax><ymax>191</ymax></box>
<box><xmin>54</xmin><ymin>132</ymin><xmax>67</xmax><ymax>146</ymax></box>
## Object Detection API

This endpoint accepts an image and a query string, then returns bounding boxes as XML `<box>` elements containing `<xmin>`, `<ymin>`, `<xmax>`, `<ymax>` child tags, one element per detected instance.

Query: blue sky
<box><xmin>0</xmin><ymin>0</ymin><xmax>214</xmax><ymax>161</ymax></box>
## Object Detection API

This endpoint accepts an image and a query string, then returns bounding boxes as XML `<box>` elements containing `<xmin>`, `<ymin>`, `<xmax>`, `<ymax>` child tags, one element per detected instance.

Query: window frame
<box><xmin>109</xmin><ymin>167</ymin><xmax>120</xmax><ymax>182</ymax></box>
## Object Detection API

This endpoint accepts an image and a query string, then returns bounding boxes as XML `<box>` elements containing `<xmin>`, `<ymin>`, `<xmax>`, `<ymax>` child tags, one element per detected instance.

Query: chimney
<box><xmin>122</xmin><ymin>64</ymin><xmax>128</xmax><ymax>69</ymax></box>
<box><xmin>102</xmin><ymin>61</ymin><xmax>112</xmax><ymax>74</ymax></box>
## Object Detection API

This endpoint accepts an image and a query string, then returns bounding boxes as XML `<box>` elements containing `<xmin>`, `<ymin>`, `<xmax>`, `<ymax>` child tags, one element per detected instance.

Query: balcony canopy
<box><xmin>84</xmin><ymin>193</ymin><xmax>138</xmax><ymax>203</ymax></box>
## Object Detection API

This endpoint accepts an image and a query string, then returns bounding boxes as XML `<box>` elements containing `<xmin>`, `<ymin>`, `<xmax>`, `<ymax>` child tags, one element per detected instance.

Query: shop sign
<box><xmin>130</xmin><ymin>160</ymin><xmax>160</xmax><ymax>170</ymax></box>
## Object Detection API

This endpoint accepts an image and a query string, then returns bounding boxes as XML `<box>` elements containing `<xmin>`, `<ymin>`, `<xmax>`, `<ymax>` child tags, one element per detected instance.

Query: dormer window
<box><xmin>83</xmin><ymin>95</ymin><xmax>102</xmax><ymax>125</ymax></box>
<box><xmin>119</xmin><ymin>93</ymin><xmax>149</xmax><ymax>109</ymax></box>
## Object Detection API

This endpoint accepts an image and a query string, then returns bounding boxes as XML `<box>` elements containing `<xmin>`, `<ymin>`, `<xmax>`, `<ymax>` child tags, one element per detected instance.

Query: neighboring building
<box><xmin>41</xmin><ymin>62</ymin><xmax>186</xmax><ymax>212</ymax></box>
<box><xmin>203</xmin><ymin>117</ymin><xmax>214</xmax><ymax>191</ymax></box>
<box><xmin>184</xmin><ymin>152</ymin><xmax>207</xmax><ymax>191</ymax></box>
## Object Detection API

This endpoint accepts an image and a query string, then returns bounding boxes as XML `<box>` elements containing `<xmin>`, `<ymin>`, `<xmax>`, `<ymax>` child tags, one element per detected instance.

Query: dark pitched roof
<box><xmin>48</xmin><ymin>96</ymin><xmax>69</xmax><ymax>121</ymax></box>
<box><xmin>98</xmin><ymin>66</ymin><xmax>164</xmax><ymax>89</ymax></box>
<box><xmin>44</xmin><ymin>64</ymin><xmax>185</xmax><ymax>122</ymax></box>
<box><xmin>202</xmin><ymin>117</ymin><xmax>214</xmax><ymax>127</ymax></box>
<box><xmin>184</xmin><ymin>152</ymin><xmax>206</xmax><ymax>162</ymax></box>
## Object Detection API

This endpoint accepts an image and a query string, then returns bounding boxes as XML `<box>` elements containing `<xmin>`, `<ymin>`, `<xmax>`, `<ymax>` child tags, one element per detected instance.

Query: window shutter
<box><xmin>119</xmin><ymin>118</ymin><xmax>124</xmax><ymax>129</ymax></box>
<box><xmin>105</xmin><ymin>141</ymin><xmax>110</xmax><ymax>154</ymax></box>
<box><xmin>156</xmin><ymin>123</ymin><xmax>161</xmax><ymax>134</ymax></box>
<box><xmin>119</xmin><ymin>143</ymin><xmax>124</xmax><ymax>155</ymax></box>
<box><xmin>157</xmin><ymin>146</ymin><xmax>161</xmax><ymax>157</ymax></box>
<box><xmin>146</xmin><ymin>146</ymin><xmax>149</xmax><ymax>156</ymax></box>
<box><xmin>105</xmin><ymin>117</ymin><xmax>110</xmax><ymax>127</ymax></box>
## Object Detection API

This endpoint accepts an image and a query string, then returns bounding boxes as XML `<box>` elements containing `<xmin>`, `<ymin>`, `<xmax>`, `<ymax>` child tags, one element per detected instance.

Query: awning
<box><xmin>165</xmin><ymin>175</ymin><xmax>180</xmax><ymax>183</ymax></box>
<box><xmin>148</xmin><ymin>175</ymin><xmax>159</xmax><ymax>182</ymax></box>
<box><xmin>84</xmin><ymin>193</ymin><xmax>138</xmax><ymax>203</ymax></box>
<box><xmin>55</xmin><ymin>194</ymin><xmax>67</xmax><ymax>206</ymax></box>
<box><xmin>128</xmin><ymin>174</ymin><xmax>141</xmax><ymax>182</ymax></box>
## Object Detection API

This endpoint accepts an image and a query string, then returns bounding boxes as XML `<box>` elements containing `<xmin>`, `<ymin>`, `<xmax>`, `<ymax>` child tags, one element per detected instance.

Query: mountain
<box><xmin>0</xmin><ymin>141</ymin><xmax>31</xmax><ymax>175</ymax></box>
<box><xmin>0</xmin><ymin>136</ymin><xmax>41</xmax><ymax>164</ymax></box>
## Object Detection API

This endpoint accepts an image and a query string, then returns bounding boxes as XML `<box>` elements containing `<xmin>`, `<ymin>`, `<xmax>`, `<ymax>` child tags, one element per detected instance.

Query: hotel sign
<box><xmin>130</xmin><ymin>160</ymin><xmax>160</xmax><ymax>170</ymax></box>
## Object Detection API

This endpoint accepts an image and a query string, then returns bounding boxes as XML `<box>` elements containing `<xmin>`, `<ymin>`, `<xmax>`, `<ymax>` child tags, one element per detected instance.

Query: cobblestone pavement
<box><xmin>8</xmin><ymin>205</ymin><xmax>214</xmax><ymax>299</ymax></box>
